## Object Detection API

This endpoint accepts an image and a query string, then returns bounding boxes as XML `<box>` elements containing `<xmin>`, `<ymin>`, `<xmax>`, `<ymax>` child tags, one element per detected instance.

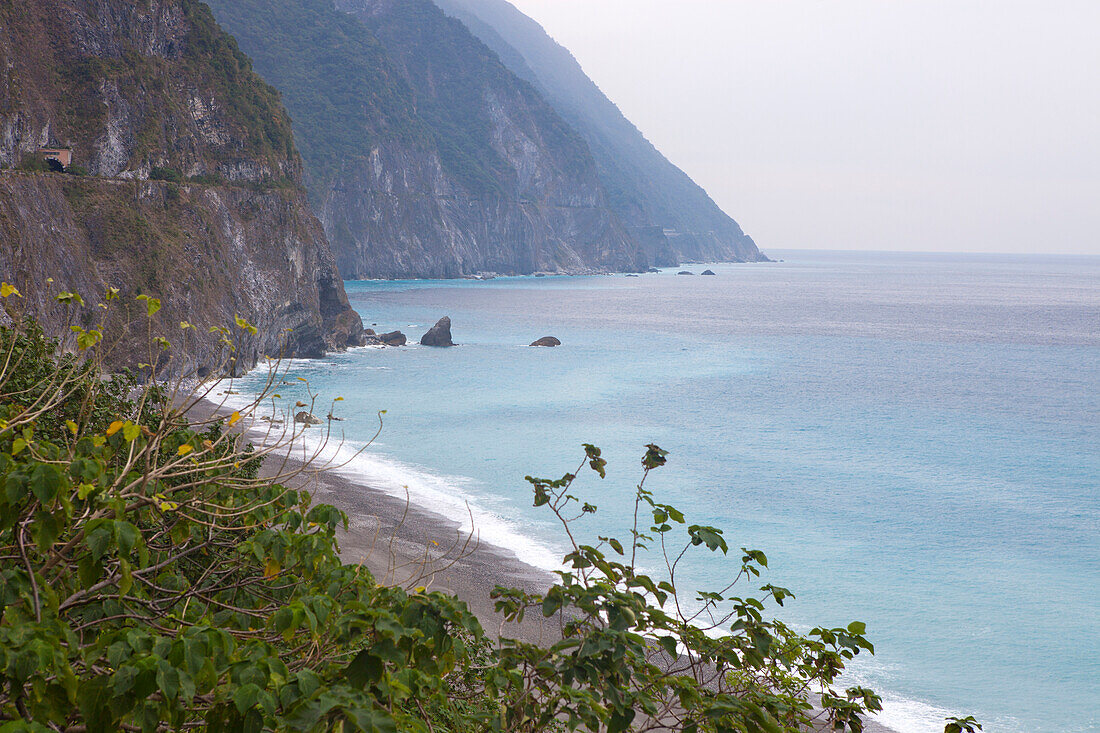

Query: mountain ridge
<box><xmin>434</xmin><ymin>0</ymin><xmax>766</xmax><ymax>263</ymax></box>
<box><xmin>207</xmin><ymin>0</ymin><xmax>646</xmax><ymax>279</ymax></box>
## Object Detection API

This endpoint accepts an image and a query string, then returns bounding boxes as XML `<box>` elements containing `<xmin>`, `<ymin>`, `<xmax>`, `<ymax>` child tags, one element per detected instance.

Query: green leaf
<box><xmin>233</xmin><ymin>683</ymin><xmax>262</xmax><ymax>715</ymax></box>
<box><xmin>122</xmin><ymin>423</ymin><xmax>141</xmax><ymax>442</ymax></box>
<box><xmin>29</xmin><ymin>463</ymin><xmax>63</xmax><ymax>503</ymax></box>
<box><xmin>136</xmin><ymin>294</ymin><xmax>161</xmax><ymax>316</ymax></box>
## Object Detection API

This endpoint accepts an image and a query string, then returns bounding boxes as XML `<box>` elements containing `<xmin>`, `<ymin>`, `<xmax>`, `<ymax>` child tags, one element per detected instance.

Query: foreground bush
<box><xmin>0</xmin><ymin>285</ymin><xmax>979</xmax><ymax>732</ymax></box>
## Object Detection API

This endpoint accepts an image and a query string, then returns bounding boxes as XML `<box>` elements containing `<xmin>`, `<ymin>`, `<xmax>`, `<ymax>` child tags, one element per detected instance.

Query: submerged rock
<box><xmin>530</xmin><ymin>336</ymin><xmax>561</xmax><ymax>347</ymax></box>
<box><xmin>420</xmin><ymin>317</ymin><xmax>454</xmax><ymax>347</ymax></box>
<box><xmin>294</xmin><ymin>411</ymin><xmax>323</xmax><ymax>426</ymax></box>
<box><xmin>677</xmin><ymin>270</ymin><xmax>695</xmax><ymax>275</ymax></box>
<box><xmin>701</xmin><ymin>269</ymin><xmax>716</xmax><ymax>276</ymax></box>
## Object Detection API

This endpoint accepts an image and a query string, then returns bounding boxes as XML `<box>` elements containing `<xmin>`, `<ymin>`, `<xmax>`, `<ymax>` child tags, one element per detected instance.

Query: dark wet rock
<box><xmin>647</xmin><ymin>267</ymin><xmax>661</xmax><ymax>273</ymax></box>
<box><xmin>701</xmin><ymin>269</ymin><xmax>716</xmax><ymax>276</ymax></box>
<box><xmin>677</xmin><ymin>270</ymin><xmax>695</xmax><ymax>275</ymax></box>
<box><xmin>364</xmin><ymin>328</ymin><xmax>377</xmax><ymax>336</ymax></box>
<box><xmin>294</xmin><ymin>411</ymin><xmax>323</xmax><ymax>426</ymax></box>
<box><xmin>530</xmin><ymin>336</ymin><xmax>561</xmax><ymax>347</ymax></box>
<box><xmin>420</xmin><ymin>317</ymin><xmax>454</xmax><ymax>347</ymax></box>
<box><xmin>379</xmin><ymin>331</ymin><xmax>407</xmax><ymax>346</ymax></box>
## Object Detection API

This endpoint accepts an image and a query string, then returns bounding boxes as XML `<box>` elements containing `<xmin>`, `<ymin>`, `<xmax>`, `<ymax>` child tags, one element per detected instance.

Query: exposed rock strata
<box><xmin>0</xmin><ymin>173</ymin><xmax>362</xmax><ymax>373</ymax></box>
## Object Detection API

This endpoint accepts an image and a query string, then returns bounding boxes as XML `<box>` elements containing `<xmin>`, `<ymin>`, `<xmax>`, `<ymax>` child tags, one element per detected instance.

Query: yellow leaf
<box><xmin>177</xmin><ymin>444</ymin><xmax>194</xmax><ymax>456</ymax></box>
<box><xmin>65</xmin><ymin>420</ymin><xmax>78</xmax><ymax>435</ymax></box>
<box><xmin>158</xmin><ymin>500</ymin><xmax>179</xmax><ymax>512</ymax></box>
<box><xmin>0</xmin><ymin>282</ymin><xmax>21</xmax><ymax>298</ymax></box>
<box><xmin>122</xmin><ymin>422</ymin><xmax>140</xmax><ymax>442</ymax></box>
<box><xmin>228</xmin><ymin>411</ymin><xmax>242</xmax><ymax>427</ymax></box>
<box><xmin>106</xmin><ymin>421</ymin><xmax>124</xmax><ymax>437</ymax></box>
<box><xmin>264</xmin><ymin>558</ymin><xmax>281</xmax><ymax>579</ymax></box>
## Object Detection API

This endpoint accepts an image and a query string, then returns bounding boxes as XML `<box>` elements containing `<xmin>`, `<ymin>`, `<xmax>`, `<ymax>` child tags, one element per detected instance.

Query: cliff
<box><xmin>0</xmin><ymin>0</ymin><xmax>362</xmax><ymax>371</ymax></box>
<box><xmin>434</xmin><ymin>0</ymin><xmax>767</xmax><ymax>264</ymax></box>
<box><xmin>205</xmin><ymin>0</ymin><xmax>644</xmax><ymax>279</ymax></box>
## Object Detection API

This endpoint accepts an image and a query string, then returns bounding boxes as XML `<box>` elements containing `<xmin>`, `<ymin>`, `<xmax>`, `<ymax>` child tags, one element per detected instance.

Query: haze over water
<box><xmin>236</xmin><ymin>251</ymin><xmax>1100</xmax><ymax>733</ymax></box>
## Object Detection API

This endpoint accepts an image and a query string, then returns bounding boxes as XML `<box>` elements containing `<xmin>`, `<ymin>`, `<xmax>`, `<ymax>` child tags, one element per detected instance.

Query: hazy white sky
<box><xmin>507</xmin><ymin>0</ymin><xmax>1100</xmax><ymax>254</ymax></box>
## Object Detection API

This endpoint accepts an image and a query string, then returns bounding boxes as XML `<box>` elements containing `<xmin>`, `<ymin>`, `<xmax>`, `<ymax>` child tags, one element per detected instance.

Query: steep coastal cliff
<box><xmin>0</xmin><ymin>0</ymin><xmax>362</xmax><ymax>370</ymax></box>
<box><xmin>435</xmin><ymin>0</ymin><xmax>766</xmax><ymax>264</ymax></box>
<box><xmin>206</xmin><ymin>0</ymin><xmax>644</xmax><ymax>279</ymax></box>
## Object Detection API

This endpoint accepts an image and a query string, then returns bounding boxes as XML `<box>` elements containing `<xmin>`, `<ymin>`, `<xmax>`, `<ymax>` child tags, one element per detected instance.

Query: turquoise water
<box><xmin>233</xmin><ymin>251</ymin><xmax>1099</xmax><ymax>733</ymax></box>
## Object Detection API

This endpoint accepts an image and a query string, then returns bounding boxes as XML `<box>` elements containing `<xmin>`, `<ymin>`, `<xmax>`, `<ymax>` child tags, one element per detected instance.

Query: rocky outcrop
<box><xmin>529</xmin><ymin>336</ymin><xmax>560</xmax><ymax>347</ymax></box>
<box><xmin>377</xmin><ymin>331</ymin><xmax>407</xmax><ymax>346</ymax></box>
<box><xmin>294</xmin><ymin>411</ymin><xmax>323</xmax><ymax>426</ymax></box>
<box><xmin>701</xmin><ymin>269</ymin><xmax>716</xmax><ymax>276</ymax></box>
<box><xmin>0</xmin><ymin>173</ymin><xmax>362</xmax><ymax>373</ymax></box>
<box><xmin>678</xmin><ymin>271</ymin><xmax>695</xmax><ymax>276</ymax></box>
<box><xmin>420</xmin><ymin>317</ymin><xmax>454</xmax><ymax>347</ymax></box>
<box><xmin>0</xmin><ymin>0</ymin><xmax>362</xmax><ymax>371</ymax></box>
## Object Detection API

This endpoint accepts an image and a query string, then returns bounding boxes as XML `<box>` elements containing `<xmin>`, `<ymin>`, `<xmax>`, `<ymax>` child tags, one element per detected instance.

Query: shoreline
<box><xmin>193</xmin><ymin>396</ymin><xmax>899</xmax><ymax>732</ymax></box>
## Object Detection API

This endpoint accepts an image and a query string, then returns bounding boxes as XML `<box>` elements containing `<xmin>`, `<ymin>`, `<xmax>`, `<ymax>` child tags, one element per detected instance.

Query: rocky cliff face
<box><xmin>435</xmin><ymin>0</ymin><xmax>767</xmax><ymax>264</ymax></box>
<box><xmin>0</xmin><ymin>0</ymin><xmax>362</xmax><ymax>370</ymax></box>
<box><xmin>205</xmin><ymin>0</ymin><xmax>644</xmax><ymax>279</ymax></box>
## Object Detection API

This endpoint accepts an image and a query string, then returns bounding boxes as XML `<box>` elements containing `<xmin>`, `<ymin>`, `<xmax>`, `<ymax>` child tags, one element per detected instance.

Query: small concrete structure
<box><xmin>39</xmin><ymin>148</ymin><xmax>72</xmax><ymax>168</ymax></box>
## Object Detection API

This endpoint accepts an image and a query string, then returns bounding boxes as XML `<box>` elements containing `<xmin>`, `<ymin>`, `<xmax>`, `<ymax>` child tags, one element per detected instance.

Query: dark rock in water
<box><xmin>294</xmin><ymin>411</ymin><xmax>323</xmax><ymax>426</ymax></box>
<box><xmin>647</xmin><ymin>267</ymin><xmax>661</xmax><ymax>273</ymax></box>
<box><xmin>530</xmin><ymin>336</ymin><xmax>561</xmax><ymax>347</ymax></box>
<box><xmin>534</xmin><ymin>273</ymin><xmax>546</xmax><ymax>277</ymax></box>
<box><xmin>379</xmin><ymin>331</ymin><xmax>407</xmax><ymax>346</ymax></box>
<box><xmin>677</xmin><ymin>270</ymin><xmax>695</xmax><ymax>275</ymax></box>
<box><xmin>625</xmin><ymin>274</ymin><xmax>640</xmax><ymax>277</ymax></box>
<box><xmin>701</xmin><ymin>269</ymin><xmax>716</xmax><ymax>276</ymax></box>
<box><xmin>420</xmin><ymin>317</ymin><xmax>454</xmax><ymax>347</ymax></box>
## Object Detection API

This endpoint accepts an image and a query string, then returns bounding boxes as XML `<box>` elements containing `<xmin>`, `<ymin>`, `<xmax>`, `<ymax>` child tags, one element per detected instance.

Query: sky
<box><xmin>506</xmin><ymin>0</ymin><xmax>1100</xmax><ymax>255</ymax></box>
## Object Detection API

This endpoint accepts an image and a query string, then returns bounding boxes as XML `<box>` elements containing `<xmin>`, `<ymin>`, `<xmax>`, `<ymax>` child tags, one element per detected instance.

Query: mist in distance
<box><xmin>508</xmin><ymin>0</ymin><xmax>1100</xmax><ymax>255</ymax></box>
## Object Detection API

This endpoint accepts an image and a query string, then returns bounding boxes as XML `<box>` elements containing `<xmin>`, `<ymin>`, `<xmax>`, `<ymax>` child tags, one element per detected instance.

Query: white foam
<box><xmin>209</xmin><ymin>381</ymin><xmax>564</xmax><ymax>573</ymax></box>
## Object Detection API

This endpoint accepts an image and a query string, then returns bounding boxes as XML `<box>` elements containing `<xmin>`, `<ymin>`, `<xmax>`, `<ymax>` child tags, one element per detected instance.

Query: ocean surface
<box><xmin>230</xmin><ymin>250</ymin><xmax>1099</xmax><ymax>733</ymax></box>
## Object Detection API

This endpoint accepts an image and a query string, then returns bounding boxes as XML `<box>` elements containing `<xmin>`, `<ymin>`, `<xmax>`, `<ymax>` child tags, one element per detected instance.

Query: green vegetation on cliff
<box><xmin>206</xmin><ymin>0</ymin><xmax>595</xmax><ymax>198</ymax></box>
<box><xmin>0</xmin><ymin>0</ymin><xmax>297</xmax><ymax>177</ymax></box>
<box><xmin>201</xmin><ymin>0</ymin><xmax>430</xmax><ymax>200</ymax></box>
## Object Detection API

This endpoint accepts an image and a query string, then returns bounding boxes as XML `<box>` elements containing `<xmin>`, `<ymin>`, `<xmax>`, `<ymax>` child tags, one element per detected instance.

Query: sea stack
<box><xmin>421</xmin><ymin>317</ymin><xmax>454</xmax><ymax>347</ymax></box>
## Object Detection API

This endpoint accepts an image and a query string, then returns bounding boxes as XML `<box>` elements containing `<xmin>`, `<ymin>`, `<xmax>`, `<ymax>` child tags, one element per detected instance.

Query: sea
<box><xmin>228</xmin><ymin>250</ymin><xmax>1099</xmax><ymax>733</ymax></box>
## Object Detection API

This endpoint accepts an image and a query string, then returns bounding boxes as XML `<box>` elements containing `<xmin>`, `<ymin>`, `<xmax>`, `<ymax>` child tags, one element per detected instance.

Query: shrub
<box><xmin>67</xmin><ymin>165</ymin><xmax>90</xmax><ymax>177</ymax></box>
<box><xmin>15</xmin><ymin>154</ymin><xmax>51</xmax><ymax>173</ymax></box>
<box><xmin>149</xmin><ymin>166</ymin><xmax>183</xmax><ymax>182</ymax></box>
<box><xmin>187</xmin><ymin>172</ymin><xmax>225</xmax><ymax>185</ymax></box>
